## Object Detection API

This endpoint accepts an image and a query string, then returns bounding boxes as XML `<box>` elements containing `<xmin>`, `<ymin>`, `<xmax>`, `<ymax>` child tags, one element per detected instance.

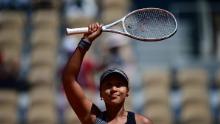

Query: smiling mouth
<box><xmin>110</xmin><ymin>94</ymin><xmax>119</xmax><ymax>98</ymax></box>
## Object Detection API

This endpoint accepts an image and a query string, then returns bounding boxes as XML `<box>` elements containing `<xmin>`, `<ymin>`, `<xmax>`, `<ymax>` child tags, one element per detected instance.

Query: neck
<box><xmin>105</xmin><ymin>102</ymin><xmax>127</xmax><ymax>121</ymax></box>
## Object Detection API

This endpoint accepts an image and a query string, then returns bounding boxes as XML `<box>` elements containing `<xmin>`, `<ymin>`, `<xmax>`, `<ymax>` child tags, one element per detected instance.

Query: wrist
<box><xmin>82</xmin><ymin>34</ymin><xmax>94</xmax><ymax>42</ymax></box>
<box><xmin>77</xmin><ymin>38</ymin><xmax>91</xmax><ymax>51</ymax></box>
<box><xmin>81</xmin><ymin>37</ymin><xmax>92</xmax><ymax>44</ymax></box>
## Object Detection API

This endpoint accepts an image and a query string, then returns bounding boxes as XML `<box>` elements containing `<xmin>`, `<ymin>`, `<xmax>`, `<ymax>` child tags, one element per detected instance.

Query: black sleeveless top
<box><xmin>95</xmin><ymin>111</ymin><xmax>136</xmax><ymax>124</ymax></box>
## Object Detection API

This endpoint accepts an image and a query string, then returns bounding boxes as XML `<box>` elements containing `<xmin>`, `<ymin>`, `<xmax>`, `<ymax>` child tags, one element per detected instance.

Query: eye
<box><xmin>103</xmin><ymin>82</ymin><xmax>112</xmax><ymax>88</ymax></box>
<box><xmin>115</xmin><ymin>82</ymin><xmax>124</xmax><ymax>87</ymax></box>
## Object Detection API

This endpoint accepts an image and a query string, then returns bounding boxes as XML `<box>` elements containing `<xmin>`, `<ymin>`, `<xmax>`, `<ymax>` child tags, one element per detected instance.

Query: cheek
<box><xmin>101</xmin><ymin>89</ymin><xmax>110</xmax><ymax>97</ymax></box>
<box><xmin>120</xmin><ymin>88</ymin><xmax>129</xmax><ymax>96</ymax></box>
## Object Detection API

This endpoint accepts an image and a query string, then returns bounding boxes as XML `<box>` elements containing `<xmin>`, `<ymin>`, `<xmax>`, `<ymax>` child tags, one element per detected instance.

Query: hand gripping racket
<box><xmin>66</xmin><ymin>8</ymin><xmax>177</xmax><ymax>41</ymax></box>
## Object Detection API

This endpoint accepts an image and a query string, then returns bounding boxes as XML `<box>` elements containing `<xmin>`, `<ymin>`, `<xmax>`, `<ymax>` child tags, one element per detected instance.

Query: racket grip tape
<box><xmin>66</xmin><ymin>27</ymin><xmax>89</xmax><ymax>35</ymax></box>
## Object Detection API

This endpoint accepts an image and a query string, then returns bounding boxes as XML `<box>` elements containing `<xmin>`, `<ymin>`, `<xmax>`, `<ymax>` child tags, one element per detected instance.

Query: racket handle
<box><xmin>66</xmin><ymin>27</ymin><xmax>89</xmax><ymax>35</ymax></box>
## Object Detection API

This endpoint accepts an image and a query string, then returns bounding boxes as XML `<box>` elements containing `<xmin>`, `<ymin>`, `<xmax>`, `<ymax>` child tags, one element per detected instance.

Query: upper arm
<box><xmin>63</xmin><ymin>78</ymin><xmax>100</xmax><ymax>122</ymax></box>
<box><xmin>61</xmin><ymin>47</ymin><xmax>101</xmax><ymax>123</ymax></box>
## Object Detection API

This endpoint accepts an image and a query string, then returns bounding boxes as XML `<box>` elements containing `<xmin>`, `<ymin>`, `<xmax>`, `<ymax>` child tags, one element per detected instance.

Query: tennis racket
<box><xmin>66</xmin><ymin>8</ymin><xmax>177</xmax><ymax>41</ymax></box>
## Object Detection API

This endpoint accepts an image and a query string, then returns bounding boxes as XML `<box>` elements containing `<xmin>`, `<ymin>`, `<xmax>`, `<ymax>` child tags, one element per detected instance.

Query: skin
<box><xmin>62</xmin><ymin>23</ymin><xmax>153</xmax><ymax>124</ymax></box>
<box><xmin>100</xmin><ymin>75</ymin><xmax>129</xmax><ymax>124</ymax></box>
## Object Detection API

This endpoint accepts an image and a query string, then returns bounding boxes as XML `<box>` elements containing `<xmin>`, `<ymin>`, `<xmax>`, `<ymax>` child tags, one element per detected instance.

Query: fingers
<box><xmin>97</xmin><ymin>23</ymin><xmax>103</xmax><ymax>33</ymax></box>
<box><xmin>88</xmin><ymin>23</ymin><xmax>102</xmax><ymax>33</ymax></box>
<box><xmin>83</xmin><ymin>22</ymin><xmax>102</xmax><ymax>42</ymax></box>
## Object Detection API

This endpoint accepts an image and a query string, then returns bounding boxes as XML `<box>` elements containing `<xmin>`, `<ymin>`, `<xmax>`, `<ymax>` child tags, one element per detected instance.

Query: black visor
<box><xmin>100</xmin><ymin>68</ymin><xmax>129</xmax><ymax>87</ymax></box>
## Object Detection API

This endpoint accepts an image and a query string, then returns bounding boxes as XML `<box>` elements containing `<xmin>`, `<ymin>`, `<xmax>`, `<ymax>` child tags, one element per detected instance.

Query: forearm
<box><xmin>62</xmin><ymin>22</ymin><xmax>101</xmax><ymax>82</ymax></box>
<box><xmin>62</xmin><ymin>39</ymin><xmax>90</xmax><ymax>82</ymax></box>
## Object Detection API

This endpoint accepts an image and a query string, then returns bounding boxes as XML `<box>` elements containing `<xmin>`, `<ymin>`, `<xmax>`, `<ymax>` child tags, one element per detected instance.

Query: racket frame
<box><xmin>102</xmin><ymin>17</ymin><xmax>128</xmax><ymax>35</ymax></box>
<box><xmin>66</xmin><ymin>8</ymin><xmax>178</xmax><ymax>42</ymax></box>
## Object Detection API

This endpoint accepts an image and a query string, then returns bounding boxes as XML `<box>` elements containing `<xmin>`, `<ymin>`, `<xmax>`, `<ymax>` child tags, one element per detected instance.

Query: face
<box><xmin>100</xmin><ymin>75</ymin><xmax>129</xmax><ymax>106</ymax></box>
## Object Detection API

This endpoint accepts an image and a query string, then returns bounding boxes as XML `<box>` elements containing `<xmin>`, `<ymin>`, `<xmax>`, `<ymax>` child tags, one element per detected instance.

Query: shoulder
<box><xmin>135</xmin><ymin>113</ymin><xmax>153</xmax><ymax>124</ymax></box>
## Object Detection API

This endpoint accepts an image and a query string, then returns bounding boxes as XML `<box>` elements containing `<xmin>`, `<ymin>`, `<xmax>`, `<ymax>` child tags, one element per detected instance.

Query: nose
<box><xmin>111</xmin><ymin>86</ymin><xmax>117</xmax><ymax>91</ymax></box>
<box><xmin>110</xmin><ymin>86</ymin><xmax>117</xmax><ymax>94</ymax></box>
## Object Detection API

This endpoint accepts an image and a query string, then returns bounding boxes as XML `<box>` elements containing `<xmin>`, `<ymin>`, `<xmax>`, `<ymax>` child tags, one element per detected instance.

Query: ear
<box><xmin>126</xmin><ymin>88</ymin><xmax>129</xmax><ymax>97</ymax></box>
<box><xmin>100</xmin><ymin>89</ymin><xmax>103</xmax><ymax>99</ymax></box>
<box><xmin>100</xmin><ymin>92</ymin><xmax>102</xmax><ymax>98</ymax></box>
<box><xmin>99</xmin><ymin>86</ymin><xmax>102</xmax><ymax>98</ymax></box>
<box><xmin>126</xmin><ymin>93</ymin><xmax>129</xmax><ymax>97</ymax></box>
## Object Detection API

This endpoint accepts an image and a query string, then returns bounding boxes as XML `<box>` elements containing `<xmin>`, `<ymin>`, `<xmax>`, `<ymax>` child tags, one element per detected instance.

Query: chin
<box><xmin>107</xmin><ymin>99</ymin><xmax>123</xmax><ymax>105</ymax></box>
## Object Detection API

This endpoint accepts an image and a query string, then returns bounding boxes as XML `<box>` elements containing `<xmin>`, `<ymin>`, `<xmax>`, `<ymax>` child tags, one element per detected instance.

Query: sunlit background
<box><xmin>0</xmin><ymin>0</ymin><xmax>220</xmax><ymax>124</ymax></box>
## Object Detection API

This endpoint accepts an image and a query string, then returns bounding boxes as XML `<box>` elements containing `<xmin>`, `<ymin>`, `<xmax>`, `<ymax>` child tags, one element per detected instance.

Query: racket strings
<box><xmin>124</xmin><ymin>9</ymin><xmax>177</xmax><ymax>40</ymax></box>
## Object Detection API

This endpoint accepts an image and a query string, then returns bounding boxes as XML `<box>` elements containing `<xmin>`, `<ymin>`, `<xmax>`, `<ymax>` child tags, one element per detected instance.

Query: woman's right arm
<box><xmin>62</xmin><ymin>23</ymin><xmax>102</xmax><ymax>123</ymax></box>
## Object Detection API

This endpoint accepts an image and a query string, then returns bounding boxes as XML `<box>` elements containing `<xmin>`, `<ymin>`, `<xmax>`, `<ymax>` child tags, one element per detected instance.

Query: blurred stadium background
<box><xmin>0</xmin><ymin>0</ymin><xmax>220</xmax><ymax>124</ymax></box>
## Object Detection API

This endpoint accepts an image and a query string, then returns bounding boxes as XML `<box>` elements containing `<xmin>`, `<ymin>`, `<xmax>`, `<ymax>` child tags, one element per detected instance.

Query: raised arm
<box><xmin>62</xmin><ymin>23</ymin><xmax>102</xmax><ymax>123</ymax></box>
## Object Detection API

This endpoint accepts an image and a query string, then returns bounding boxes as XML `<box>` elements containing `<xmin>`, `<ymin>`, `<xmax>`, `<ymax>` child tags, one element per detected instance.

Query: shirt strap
<box><xmin>126</xmin><ymin>111</ymin><xmax>136</xmax><ymax>124</ymax></box>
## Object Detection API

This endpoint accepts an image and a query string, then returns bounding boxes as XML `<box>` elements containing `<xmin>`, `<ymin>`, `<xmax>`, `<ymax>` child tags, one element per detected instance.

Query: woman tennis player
<box><xmin>62</xmin><ymin>23</ymin><xmax>153</xmax><ymax>124</ymax></box>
